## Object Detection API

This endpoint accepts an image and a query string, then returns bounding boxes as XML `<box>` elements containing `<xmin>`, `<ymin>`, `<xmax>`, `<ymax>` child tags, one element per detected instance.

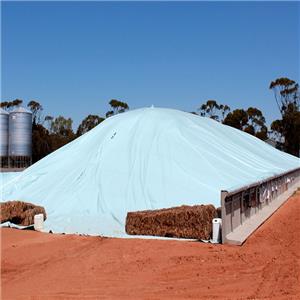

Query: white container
<box><xmin>211</xmin><ymin>218</ymin><xmax>222</xmax><ymax>243</ymax></box>
<box><xmin>34</xmin><ymin>214</ymin><xmax>44</xmax><ymax>231</ymax></box>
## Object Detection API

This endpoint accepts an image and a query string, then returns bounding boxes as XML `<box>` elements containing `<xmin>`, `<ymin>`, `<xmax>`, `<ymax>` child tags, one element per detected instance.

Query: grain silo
<box><xmin>9</xmin><ymin>107</ymin><xmax>32</xmax><ymax>168</ymax></box>
<box><xmin>0</xmin><ymin>108</ymin><xmax>9</xmax><ymax>167</ymax></box>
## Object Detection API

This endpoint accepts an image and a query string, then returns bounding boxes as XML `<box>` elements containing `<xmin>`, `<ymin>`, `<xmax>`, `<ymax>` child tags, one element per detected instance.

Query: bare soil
<box><xmin>1</xmin><ymin>191</ymin><xmax>300</xmax><ymax>299</ymax></box>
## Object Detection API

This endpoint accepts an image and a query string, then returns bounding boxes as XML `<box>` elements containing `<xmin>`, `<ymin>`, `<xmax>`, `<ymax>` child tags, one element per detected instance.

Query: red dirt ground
<box><xmin>1</xmin><ymin>191</ymin><xmax>300</xmax><ymax>300</ymax></box>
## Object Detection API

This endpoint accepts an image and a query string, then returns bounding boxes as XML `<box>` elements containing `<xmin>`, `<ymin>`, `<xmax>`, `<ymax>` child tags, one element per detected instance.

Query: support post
<box><xmin>221</xmin><ymin>190</ymin><xmax>229</xmax><ymax>244</ymax></box>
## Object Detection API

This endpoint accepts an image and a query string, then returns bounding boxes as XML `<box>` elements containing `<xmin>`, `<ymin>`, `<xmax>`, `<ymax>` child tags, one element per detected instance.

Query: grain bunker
<box><xmin>1</xmin><ymin>107</ymin><xmax>299</xmax><ymax>243</ymax></box>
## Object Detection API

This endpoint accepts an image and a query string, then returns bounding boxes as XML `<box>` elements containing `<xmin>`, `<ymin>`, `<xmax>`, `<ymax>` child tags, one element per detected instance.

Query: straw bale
<box><xmin>126</xmin><ymin>204</ymin><xmax>217</xmax><ymax>240</ymax></box>
<box><xmin>0</xmin><ymin>201</ymin><xmax>46</xmax><ymax>226</ymax></box>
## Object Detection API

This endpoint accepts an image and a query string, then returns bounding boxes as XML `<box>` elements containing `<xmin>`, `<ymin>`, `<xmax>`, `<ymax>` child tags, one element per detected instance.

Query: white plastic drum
<box><xmin>211</xmin><ymin>218</ymin><xmax>222</xmax><ymax>243</ymax></box>
<box><xmin>34</xmin><ymin>214</ymin><xmax>44</xmax><ymax>231</ymax></box>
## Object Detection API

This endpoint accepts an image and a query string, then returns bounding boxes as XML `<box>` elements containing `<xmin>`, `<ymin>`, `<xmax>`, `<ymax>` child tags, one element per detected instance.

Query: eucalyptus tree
<box><xmin>198</xmin><ymin>100</ymin><xmax>230</xmax><ymax>122</ymax></box>
<box><xmin>50</xmin><ymin>116</ymin><xmax>74</xmax><ymax>138</ymax></box>
<box><xmin>106</xmin><ymin>99</ymin><xmax>129</xmax><ymax>118</ymax></box>
<box><xmin>77</xmin><ymin>114</ymin><xmax>105</xmax><ymax>136</ymax></box>
<box><xmin>0</xmin><ymin>99</ymin><xmax>23</xmax><ymax>111</ymax></box>
<box><xmin>223</xmin><ymin>108</ymin><xmax>268</xmax><ymax>140</ymax></box>
<box><xmin>27</xmin><ymin>100</ymin><xmax>43</xmax><ymax>124</ymax></box>
<box><xmin>269</xmin><ymin>77</ymin><xmax>300</xmax><ymax>156</ymax></box>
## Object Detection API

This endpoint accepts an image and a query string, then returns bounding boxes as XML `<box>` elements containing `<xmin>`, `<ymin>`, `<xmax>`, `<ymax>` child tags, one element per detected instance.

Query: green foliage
<box><xmin>0</xmin><ymin>99</ymin><xmax>23</xmax><ymax>111</ymax></box>
<box><xmin>77</xmin><ymin>114</ymin><xmax>105</xmax><ymax>136</ymax></box>
<box><xmin>270</xmin><ymin>119</ymin><xmax>283</xmax><ymax>140</ymax></box>
<box><xmin>44</xmin><ymin>115</ymin><xmax>54</xmax><ymax>130</ymax></box>
<box><xmin>50</xmin><ymin>116</ymin><xmax>74</xmax><ymax>138</ymax></box>
<box><xmin>246</xmin><ymin>107</ymin><xmax>268</xmax><ymax>140</ymax></box>
<box><xmin>27</xmin><ymin>100</ymin><xmax>43</xmax><ymax>124</ymax></box>
<box><xmin>0</xmin><ymin>101</ymin><xmax>8</xmax><ymax>108</ymax></box>
<box><xmin>269</xmin><ymin>78</ymin><xmax>299</xmax><ymax>113</ymax></box>
<box><xmin>270</xmin><ymin>77</ymin><xmax>300</xmax><ymax>156</ymax></box>
<box><xmin>32</xmin><ymin>116</ymin><xmax>76</xmax><ymax>163</ymax></box>
<box><xmin>223</xmin><ymin>108</ymin><xmax>268</xmax><ymax>140</ymax></box>
<box><xmin>198</xmin><ymin>100</ymin><xmax>230</xmax><ymax>122</ymax></box>
<box><xmin>30</xmin><ymin>99</ymin><xmax>130</xmax><ymax>162</ymax></box>
<box><xmin>106</xmin><ymin>99</ymin><xmax>129</xmax><ymax>117</ymax></box>
<box><xmin>7</xmin><ymin>80</ymin><xmax>300</xmax><ymax>164</ymax></box>
<box><xmin>223</xmin><ymin>109</ymin><xmax>248</xmax><ymax>130</ymax></box>
<box><xmin>32</xmin><ymin>122</ymin><xmax>76</xmax><ymax>163</ymax></box>
<box><xmin>32</xmin><ymin>124</ymin><xmax>52</xmax><ymax>163</ymax></box>
<box><xmin>105</xmin><ymin>110</ymin><xmax>114</xmax><ymax>118</ymax></box>
<box><xmin>255</xmin><ymin>127</ymin><xmax>268</xmax><ymax>141</ymax></box>
<box><xmin>12</xmin><ymin>99</ymin><xmax>23</xmax><ymax>107</ymax></box>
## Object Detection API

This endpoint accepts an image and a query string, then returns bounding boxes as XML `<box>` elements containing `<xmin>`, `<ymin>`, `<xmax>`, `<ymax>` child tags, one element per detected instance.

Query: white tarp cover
<box><xmin>1</xmin><ymin>107</ymin><xmax>299</xmax><ymax>237</ymax></box>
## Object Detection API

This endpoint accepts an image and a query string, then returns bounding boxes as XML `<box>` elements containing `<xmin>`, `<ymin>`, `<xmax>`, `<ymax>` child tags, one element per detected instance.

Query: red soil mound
<box><xmin>1</xmin><ymin>191</ymin><xmax>300</xmax><ymax>299</ymax></box>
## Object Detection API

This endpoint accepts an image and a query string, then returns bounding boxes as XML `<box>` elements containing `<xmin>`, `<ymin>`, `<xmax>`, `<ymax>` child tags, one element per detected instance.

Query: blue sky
<box><xmin>1</xmin><ymin>1</ymin><xmax>299</xmax><ymax>129</ymax></box>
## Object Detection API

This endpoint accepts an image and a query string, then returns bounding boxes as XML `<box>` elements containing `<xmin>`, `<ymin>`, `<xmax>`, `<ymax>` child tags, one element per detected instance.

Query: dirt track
<box><xmin>1</xmin><ymin>191</ymin><xmax>300</xmax><ymax>299</ymax></box>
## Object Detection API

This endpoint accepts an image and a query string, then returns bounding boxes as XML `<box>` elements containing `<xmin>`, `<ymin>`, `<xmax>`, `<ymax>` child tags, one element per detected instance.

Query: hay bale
<box><xmin>0</xmin><ymin>201</ymin><xmax>46</xmax><ymax>226</ymax></box>
<box><xmin>126</xmin><ymin>204</ymin><xmax>217</xmax><ymax>240</ymax></box>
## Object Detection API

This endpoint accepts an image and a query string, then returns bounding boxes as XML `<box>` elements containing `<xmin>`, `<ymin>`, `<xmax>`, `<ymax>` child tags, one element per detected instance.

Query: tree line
<box><xmin>0</xmin><ymin>99</ymin><xmax>129</xmax><ymax>162</ymax></box>
<box><xmin>1</xmin><ymin>77</ymin><xmax>299</xmax><ymax>162</ymax></box>
<box><xmin>193</xmin><ymin>77</ymin><xmax>300</xmax><ymax>157</ymax></box>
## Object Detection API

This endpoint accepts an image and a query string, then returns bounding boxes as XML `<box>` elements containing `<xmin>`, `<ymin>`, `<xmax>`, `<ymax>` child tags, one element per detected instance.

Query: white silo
<box><xmin>0</xmin><ymin>108</ymin><xmax>9</xmax><ymax>167</ymax></box>
<box><xmin>9</xmin><ymin>107</ymin><xmax>32</xmax><ymax>168</ymax></box>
